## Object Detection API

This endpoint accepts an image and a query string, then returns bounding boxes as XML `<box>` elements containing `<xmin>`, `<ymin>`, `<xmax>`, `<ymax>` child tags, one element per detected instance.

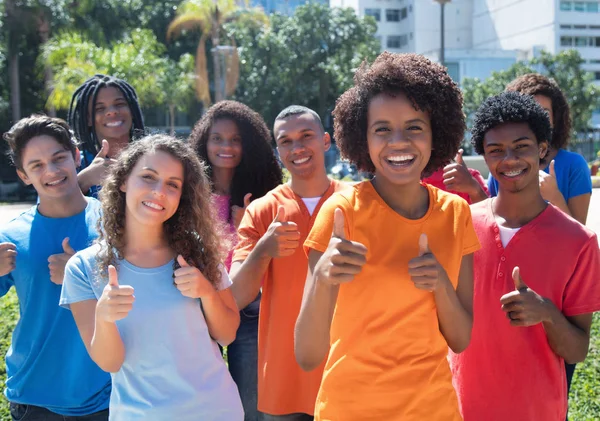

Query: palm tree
<box><xmin>167</xmin><ymin>0</ymin><xmax>268</xmax><ymax>107</ymax></box>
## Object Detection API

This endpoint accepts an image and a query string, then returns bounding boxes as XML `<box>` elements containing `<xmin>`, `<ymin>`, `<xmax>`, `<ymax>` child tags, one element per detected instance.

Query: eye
<box><xmin>515</xmin><ymin>143</ymin><xmax>529</xmax><ymax>149</ymax></box>
<box><xmin>167</xmin><ymin>182</ymin><xmax>180</xmax><ymax>189</ymax></box>
<box><xmin>95</xmin><ymin>107</ymin><xmax>105</xmax><ymax>113</ymax></box>
<box><xmin>374</xmin><ymin>127</ymin><xmax>390</xmax><ymax>133</ymax></box>
<box><xmin>407</xmin><ymin>126</ymin><xmax>423</xmax><ymax>131</ymax></box>
<box><xmin>31</xmin><ymin>163</ymin><xmax>42</xmax><ymax>170</ymax></box>
<box><xmin>142</xmin><ymin>174</ymin><xmax>155</xmax><ymax>182</ymax></box>
<box><xmin>233</xmin><ymin>137</ymin><xmax>242</xmax><ymax>144</ymax></box>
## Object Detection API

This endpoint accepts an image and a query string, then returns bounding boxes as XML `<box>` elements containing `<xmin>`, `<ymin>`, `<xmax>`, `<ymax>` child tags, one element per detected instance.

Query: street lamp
<box><xmin>433</xmin><ymin>0</ymin><xmax>451</xmax><ymax>67</ymax></box>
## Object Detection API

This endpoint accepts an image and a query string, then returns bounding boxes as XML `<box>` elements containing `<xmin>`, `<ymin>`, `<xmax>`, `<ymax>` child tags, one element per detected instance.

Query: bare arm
<box><xmin>543</xmin><ymin>310</ymin><xmax>592</xmax><ymax>364</ymax></box>
<box><xmin>230</xmin><ymin>243</ymin><xmax>272</xmax><ymax>310</ymax></box>
<box><xmin>201</xmin><ymin>288</ymin><xmax>240</xmax><ymax>346</ymax></box>
<box><xmin>567</xmin><ymin>193</ymin><xmax>591</xmax><ymax>225</ymax></box>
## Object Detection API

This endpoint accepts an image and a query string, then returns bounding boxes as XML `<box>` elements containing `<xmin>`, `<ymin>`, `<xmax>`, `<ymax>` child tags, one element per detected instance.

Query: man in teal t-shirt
<box><xmin>0</xmin><ymin>115</ymin><xmax>110</xmax><ymax>420</ymax></box>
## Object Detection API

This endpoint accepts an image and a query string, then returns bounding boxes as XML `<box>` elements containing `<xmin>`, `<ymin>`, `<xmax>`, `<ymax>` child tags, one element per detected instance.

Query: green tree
<box><xmin>159</xmin><ymin>53</ymin><xmax>196</xmax><ymax>134</ymax></box>
<box><xmin>462</xmin><ymin>50</ymin><xmax>600</xmax><ymax>133</ymax></box>
<box><xmin>224</xmin><ymin>4</ymin><xmax>380</xmax><ymax>126</ymax></box>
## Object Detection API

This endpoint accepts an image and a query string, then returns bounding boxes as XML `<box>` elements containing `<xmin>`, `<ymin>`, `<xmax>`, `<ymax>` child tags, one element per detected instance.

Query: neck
<box><xmin>106</xmin><ymin>136</ymin><xmax>130</xmax><ymax>158</ymax></box>
<box><xmin>494</xmin><ymin>184</ymin><xmax>547</xmax><ymax>227</ymax></box>
<box><xmin>122</xmin><ymin>216</ymin><xmax>172</xmax><ymax>263</ymax></box>
<box><xmin>212</xmin><ymin>166</ymin><xmax>235</xmax><ymax>195</ymax></box>
<box><xmin>37</xmin><ymin>190</ymin><xmax>88</xmax><ymax>218</ymax></box>
<box><xmin>289</xmin><ymin>170</ymin><xmax>331</xmax><ymax>198</ymax></box>
<box><xmin>371</xmin><ymin>176</ymin><xmax>429</xmax><ymax>219</ymax></box>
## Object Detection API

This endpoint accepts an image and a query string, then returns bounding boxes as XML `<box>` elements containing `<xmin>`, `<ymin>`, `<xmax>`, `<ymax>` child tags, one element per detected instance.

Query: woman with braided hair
<box><xmin>69</xmin><ymin>74</ymin><xmax>145</xmax><ymax>197</ymax></box>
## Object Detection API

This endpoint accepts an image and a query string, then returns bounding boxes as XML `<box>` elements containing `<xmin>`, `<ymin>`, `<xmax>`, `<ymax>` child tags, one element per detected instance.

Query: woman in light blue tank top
<box><xmin>61</xmin><ymin>135</ymin><xmax>244</xmax><ymax>421</ymax></box>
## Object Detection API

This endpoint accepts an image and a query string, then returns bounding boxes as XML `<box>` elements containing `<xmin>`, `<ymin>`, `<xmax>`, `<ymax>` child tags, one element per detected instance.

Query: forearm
<box><xmin>434</xmin><ymin>282</ymin><xmax>472</xmax><ymax>353</ymax></box>
<box><xmin>467</xmin><ymin>183</ymin><xmax>489</xmax><ymax>204</ymax></box>
<box><xmin>202</xmin><ymin>291</ymin><xmax>240</xmax><ymax>346</ymax></box>
<box><xmin>77</xmin><ymin>170</ymin><xmax>93</xmax><ymax>194</ymax></box>
<box><xmin>295</xmin><ymin>278</ymin><xmax>338</xmax><ymax>371</ymax></box>
<box><xmin>548</xmin><ymin>192</ymin><xmax>571</xmax><ymax>216</ymax></box>
<box><xmin>90</xmin><ymin>319</ymin><xmax>125</xmax><ymax>372</ymax></box>
<box><xmin>543</xmin><ymin>303</ymin><xmax>589</xmax><ymax>363</ymax></box>
<box><xmin>230</xmin><ymin>241</ymin><xmax>272</xmax><ymax>309</ymax></box>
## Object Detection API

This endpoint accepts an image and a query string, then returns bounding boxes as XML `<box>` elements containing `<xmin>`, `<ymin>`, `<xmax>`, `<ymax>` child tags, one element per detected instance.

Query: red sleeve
<box><xmin>562</xmin><ymin>234</ymin><xmax>600</xmax><ymax>316</ymax></box>
<box><xmin>469</xmin><ymin>168</ymin><xmax>489</xmax><ymax>196</ymax></box>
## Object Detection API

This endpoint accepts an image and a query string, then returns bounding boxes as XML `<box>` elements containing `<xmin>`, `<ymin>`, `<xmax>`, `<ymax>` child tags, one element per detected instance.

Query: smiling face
<box><xmin>366</xmin><ymin>92</ymin><xmax>432</xmax><ymax>186</ymax></box>
<box><xmin>120</xmin><ymin>150</ymin><xmax>184</xmax><ymax>228</ymax></box>
<box><xmin>274</xmin><ymin>113</ymin><xmax>331</xmax><ymax>180</ymax></box>
<box><xmin>89</xmin><ymin>86</ymin><xmax>133</xmax><ymax>143</ymax></box>
<box><xmin>17</xmin><ymin>135</ymin><xmax>81</xmax><ymax>202</ymax></box>
<box><xmin>483</xmin><ymin>122</ymin><xmax>548</xmax><ymax>194</ymax></box>
<box><xmin>206</xmin><ymin>119</ymin><xmax>243</xmax><ymax>170</ymax></box>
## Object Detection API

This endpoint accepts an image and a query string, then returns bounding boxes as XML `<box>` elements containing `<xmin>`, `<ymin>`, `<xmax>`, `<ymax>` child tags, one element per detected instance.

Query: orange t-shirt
<box><xmin>233</xmin><ymin>180</ymin><xmax>346</xmax><ymax>416</ymax></box>
<box><xmin>304</xmin><ymin>181</ymin><xmax>480</xmax><ymax>421</ymax></box>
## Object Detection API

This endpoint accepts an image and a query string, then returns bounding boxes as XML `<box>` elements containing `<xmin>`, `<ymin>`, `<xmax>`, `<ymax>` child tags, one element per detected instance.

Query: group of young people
<box><xmin>0</xmin><ymin>51</ymin><xmax>599</xmax><ymax>421</ymax></box>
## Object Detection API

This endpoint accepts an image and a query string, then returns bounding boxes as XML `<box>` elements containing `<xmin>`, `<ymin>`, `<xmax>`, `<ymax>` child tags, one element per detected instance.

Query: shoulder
<box><xmin>430</xmin><ymin>185</ymin><xmax>469</xmax><ymax>212</ymax></box>
<box><xmin>544</xmin><ymin>205</ymin><xmax>596</xmax><ymax>242</ymax></box>
<box><xmin>69</xmin><ymin>243</ymin><xmax>102</xmax><ymax>269</ymax></box>
<box><xmin>556</xmin><ymin>149</ymin><xmax>589</xmax><ymax>169</ymax></box>
<box><xmin>0</xmin><ymin>206</ymin><xmax>37</xmax><ymax>241</ymax></box>
<box><xmin>325</xmin><ymin>181</ymin><xmax>365</xmax><ymax>209</ymax></box>
<box><xmin>245</xmin><ymin>184</ymin><xmax>289</xmax><ymax>219</ymax></box>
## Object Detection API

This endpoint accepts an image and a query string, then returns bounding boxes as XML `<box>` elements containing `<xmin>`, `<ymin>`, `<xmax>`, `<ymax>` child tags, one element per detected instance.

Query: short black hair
<box><xmin>274</xmin><ymin>105</ymin><xmax>324</xmax><ymax>134</ymax></box>
<box><xmin>471</xmin><ymin>91</ymin><xmax>552</xmax><ymax>155</ymax></box>
<box><xmin>506</xmin><ymin>73</ymin><xmax>570</xmax><ymax>151</ymax></box>
<box><xmin>68</xmin><ymin>74</ymin><xmax>145</xmax><ymax>155</ymax></box>
<box><xmin>4</xmin><ymin>114</ymin><xmax>78</xmax><ymax>170</ymax></box>
<box><xmin>332</xmin><ymin>52</ymin><xmax>466</xmax><ymax>176</ymax></box>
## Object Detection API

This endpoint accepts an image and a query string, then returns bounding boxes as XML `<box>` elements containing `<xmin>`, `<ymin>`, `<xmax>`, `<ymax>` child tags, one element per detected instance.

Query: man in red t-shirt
<box><xmin>449</xmin><ymin>91</ymin><xmax>600</xmax><ymax>421</ymax></box>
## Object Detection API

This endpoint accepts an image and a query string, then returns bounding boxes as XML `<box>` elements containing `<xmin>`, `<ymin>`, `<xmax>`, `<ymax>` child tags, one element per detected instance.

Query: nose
<box><xmin>104</xmin><ymin>105</ymin><xmax>119</xmax><ymax>116</ymax></box>
<box><xmin>290</xmin><ymin>138</ymin><xmax>307</xmax><ymax>154</ymax></box>
<box><xmin>502</xmin><ymin>147</ymin><xmax>520</xmax><ymax>163</ymax></box>
<box><xmin>389</xmin><ymin>130</ymin><xmax>409</xmax><ymax>145</ymax></box>
<box><xmin>46</xmin><ymin>161</ymin><xmax>61</xmax><ymax>175</ymax></box>
<box><xmin>152</xmin><ymin>182</ymin><xmax>168</xmax><ymax>197</ymax></box>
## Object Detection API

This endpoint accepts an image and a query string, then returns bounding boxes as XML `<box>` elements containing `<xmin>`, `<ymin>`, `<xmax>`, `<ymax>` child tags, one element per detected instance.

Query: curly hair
<box><xmin>188</xmin><ymin>100</ymin><xmax>282</xmax><ymax>218</ymax></box>
<box><xmin>96</xmin><ymin>134</ymin><xmax>226</xmax><ymax>288</ymax></box>
<box><xmin>471</xmin><ymin>91</ymin><xmax>552</xmax><ymax>157</ymax></box>
<box><xmin>505</xmin><ymin>73</ymin><xmax>571</xmax><ymax>150</ymax></box>
<box><xmin>68</xmin><ymin>74</ymin><xmax>145</xmax><ymax>155</ymax></box>
<box><xmin>332</xmin><ymin>52</ymin><xmax>466</xmax><ymax>176</ymax></box>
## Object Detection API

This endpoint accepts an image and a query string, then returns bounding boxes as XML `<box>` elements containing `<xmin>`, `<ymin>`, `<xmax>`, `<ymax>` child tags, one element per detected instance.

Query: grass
<box><xmin>0</xmin><ymin>289</ymin><xmax>599</xmax><ymax>418</ymax></box>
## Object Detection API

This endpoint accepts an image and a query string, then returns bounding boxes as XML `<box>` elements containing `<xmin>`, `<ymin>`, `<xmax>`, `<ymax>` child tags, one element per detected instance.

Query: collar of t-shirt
<box><xmin>497</xmin><ymin>224</ymin><xmax>521</xmax><ymax>248</ymax></box>
<box><xmin>302</xmin><ymin>196</ymin><xmax>323</xmax><ymax>216</ymax></box>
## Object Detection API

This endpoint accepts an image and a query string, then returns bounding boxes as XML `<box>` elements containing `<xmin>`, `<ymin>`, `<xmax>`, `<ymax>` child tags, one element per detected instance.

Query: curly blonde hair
<box><xmin>96</xmin><ymin>134</ymin><xmax>227</xmax><ymax>288</ymax></box>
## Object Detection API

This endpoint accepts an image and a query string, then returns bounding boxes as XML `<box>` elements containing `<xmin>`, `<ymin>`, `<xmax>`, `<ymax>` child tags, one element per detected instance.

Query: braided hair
<box><xmin>68</xmin><ymin>74</ymin><xmax>145</xmax><ymax>155</ymax></box>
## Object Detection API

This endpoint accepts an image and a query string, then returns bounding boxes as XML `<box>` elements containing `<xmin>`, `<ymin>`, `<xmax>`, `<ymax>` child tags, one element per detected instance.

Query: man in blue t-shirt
<box><xmin>0</xmin><ymin>115</ymin><xmax>110</xmax><ymax>420</ymax></box>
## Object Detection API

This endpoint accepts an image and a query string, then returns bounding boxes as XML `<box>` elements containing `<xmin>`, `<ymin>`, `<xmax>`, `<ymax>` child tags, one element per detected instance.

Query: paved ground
<box><xmin>1</xmin><ymin>189</ymin><xmax>600</xmax><ymax>232</ymax></box>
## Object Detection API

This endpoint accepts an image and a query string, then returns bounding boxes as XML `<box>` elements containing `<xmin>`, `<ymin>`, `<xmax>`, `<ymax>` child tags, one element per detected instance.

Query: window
<box><xmin>586</xmin><ymin>2</ymin><xmax>599</xmax><ymax>12</ymax></box>
<box><xmin>574</xmin><ymin>2</ymin><xmax>585</xmax><ymax>11</ymax></box>
<box><xmin>590</xmin><ymin>25</ymin><xmax>600</xmax><ymax>29</ymax></box>
<box><xmin>560</xmin><ymin>24</ymin><xmax>572</xmax><ymax>29</ymax></box>
<box><xmin>595</xmin><ymin>71</ymin><xmax>600</xmax><ymax>80</ymax></box>
<box><xmin>561</xmin><ymin>36</ymin><xmax>573</xmax><ymax>46</ymax></box>
<box><xmin>401</xmin><ymin>7</ymin><xmax>408</xmax><ymax>19</ymax></box>
<box><xmin>386</xmin><ymin>9</ymin><xmax>400</xmax><ymax>22</ymax></box>
<box><xmin>574</xmin><ymin>24</ymin><xmax>587</xmax><ymax>29</ymax></box>
<box><xmin>365</xmin><ymin>8</ymin><xmax>381</xmax><ymax>22</ymax></box>
<box><xmin>560</xmin><ymin>1</ymin><xmax>572</xmax><ymax>11</ymax></box>
<box><xmin>387</xmin><ymin>35</ymin><xmax>408</xmax><ymax>49</ymax></box>
<box><xmin>594</xmin><ymin>36</ymin><xmax>600</xmax><ymax>45</ymax></box>
<box><xmin>590</xmin><ymin>59</ymin><xmax>600</xmax><ymax>63</ymax></box>
<box><xmin>575</xmin><ymin>36</ymin><xmax>588</xmax><ymax>46</ymax></box>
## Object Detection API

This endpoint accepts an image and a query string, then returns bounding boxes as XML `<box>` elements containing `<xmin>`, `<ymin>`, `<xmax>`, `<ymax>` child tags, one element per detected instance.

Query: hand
<box><xmin>232</xmin><ymin>193</ymin><xmax>252</xmax><ymax>229</ymax></box>
<box><xmin>173</xmin><ymin>255</ymin><xmax>215</xmax><ymax>299</ymax></box>
<box><xmin>539</xmin><ymin>160</ymin><xmax>560</xmax><ymax>203</ymax></box>
<box><xmin>407</xmin><ymin>234</ymin><xmax>451</xmax><ymax>292</ymax></box>
<box><xmin>96</xmin><ymin>265</ymin><xmax>135</xmax><ymax>323</ymax></box>
<box><xmin>500</xmin><ymin>266</ymin><xmax>550</xmax><ymax>327</ymax></box>
<box><xmin>313</xmin><ymin>208</ymin><xmax>367</xmax><ymax>286</ymax></box>
<box><xmin>0</xmin><ymin>242</ymin><xmax>17</xmax><ymax>276</ymax></box>
<box><xmin>48</xmin><ymin>237</ymin><xmax>76</xmax><ymax>285</ymax></box>
<box><xmin>260</xmin><ymin>206</ymin><xmax>301</xmax><ymax>258</ymax></box>
<box><xmin>78</xmin><ymin>140</ymin><xmax>117</xmax><ymax>191</ymax></box>
<box><xmin>442</xmin><ymin>149</ymin><xmax>479</xmax><ymax>195</ymax></box>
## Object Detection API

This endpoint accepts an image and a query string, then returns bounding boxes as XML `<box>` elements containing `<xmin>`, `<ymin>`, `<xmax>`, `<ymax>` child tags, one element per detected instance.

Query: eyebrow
<box><xmin>95</xmin><ymin>96</ymin><xmax>126</xmax><ymax>106</ymax></box>
<box><xmin>142</xmin><ymin>167</ymin><xmax>183</xmax><ymax>182</ymax></box>
<box><xmin>276</xmin><ymin>128</ymin><xmax>314</xmax><ymax>141</ymax></box>
<box><xmin>485</xmin><ymin>136</ymin><xmax>532</xmax><ymax>147</ymax></box>
<box><xmin>369</xmin><ymin>118</ymin><xmax>429</xmax><ymax>128</ymax></box>
<box><xmin>26</xmin><ymin>149</ymin><xmax>69</xmax><ymax>166</ymax></box>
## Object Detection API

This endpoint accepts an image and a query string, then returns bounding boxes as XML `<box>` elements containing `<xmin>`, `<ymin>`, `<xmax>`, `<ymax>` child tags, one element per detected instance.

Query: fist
<box><xmin>173</xmin><ymin>255</ymin><xmax>216</xmax><ymax>299</ymax></box>
<box><xmin>48</xmin><ymin>238</ymin><xmax>76</xmax><ymax>285</ymax></box>
<box><xmin>96</xmin><ymin>265</ymin><xmax>135</xmax><ymax>323</ymax></box>
<box><xmin>407</xmin><ymin>234</ymin><xmax>451</xmax><ymax>292</ymax></box>
<box><xmin>0</xmin><ymin>243</ymin><xmax>17</xmax><ymax>276</ymax></box>
<box><xmin>261</xmin><ymin>206</ymin><xmax>301</xmax><ymax>258</ymax></box>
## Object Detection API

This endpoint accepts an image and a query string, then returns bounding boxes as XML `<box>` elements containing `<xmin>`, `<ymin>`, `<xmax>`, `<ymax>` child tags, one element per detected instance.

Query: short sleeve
<box><xmin>232</xmin><ymin>205</ymin><xmax>264</xmax><ymax>263</ymax></box>
<box><xmin>460</xmin><ymin>202</ymin><xmax>481</xmax><ymax>256</ymax></box>
<box><xmin>0</xmin><ymin>234</ymin><xmax>15</xmax><ymax>297</ymax></box>
<box><xmin>469</xmin><ymin>169</ymin><xmax>490</xmax><ymax>196</ymax></box>
<box><xmin>218</xmin><ymin>265</ymin><xmax>233</xmax><ymax>291</ymax></box>
<box><xmin>487</xmin><ymin>175</ymin><xmax>498</xmax><ymax>197</ymax></box>
<box><xmin>562</xmin><ymin>234</ymin><xmax>600</xmax><ymax>317</ymax></box>
<box><xmin>304</xmin><ymin>192</ymin><xmax>352</xmax><ymax>256</ymax></box>
<box><xmin>566</xmin><ymin>153</ymin><xmax>592</xmax><ymax>199</ymax></box>
<box><xmin>60</xmin><ymin>253</ymin><xmax>98</xmax><ymax>309</ymax></box>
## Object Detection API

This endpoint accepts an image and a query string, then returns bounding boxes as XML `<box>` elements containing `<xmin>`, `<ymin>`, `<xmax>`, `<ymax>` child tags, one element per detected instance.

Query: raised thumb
<box><xmin>97</xmin><ymin>139</ymin><xmax>110</xmax><ymax>158</ymax></box>
<box><xmin>418</xmin><ymin>233</ymin><xmax>430</xmax><ymax>256</ymax></box>
<box><xmin>108</xmin><ymin>265</ymin><xmax>119</xmax><ymax>287</ymax></box>
<box><xmin>512</xmin><ymin>266</ymin><xmax>527</xmax><ymax>291</ymax></box>
<box><xmin>455</xmin><ymin>149</ymin><xmax>466</xmax><ymax>166</ymax></box>
<box><xmin>332</xmin><ymin>208</ymin><xmax>346</xmax><ymax>239</ymax></box>
<box><xmin>273</xmin><ymin>205</ymin><xmax>285</xmax><ymax>223</ymax></box>
<box><xmin>62</xmin><ymin>237</ymin><xmax>76</xmax><ymax>255</ymax></box>
<box><xmin>549</xmin><ymin>160</ymin><xmax>556</xmax><ymax>177</ymax></box>
<box><xmin>243</xmin><ymin>193</ymin><xmax>252</xmax><ymax>208</ymax></box>
<box><xmin>177</xmin><ymin>254</ymin><xmax>191</xmax><ymax>267</ymax></box>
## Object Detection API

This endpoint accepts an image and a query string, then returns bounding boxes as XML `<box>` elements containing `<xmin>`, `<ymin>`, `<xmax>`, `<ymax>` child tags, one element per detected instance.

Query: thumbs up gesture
<box><xmin>79</xmin><ymin>139</ymin><xmax>118</xmax><ymax>193</ymax></box>
<box><xmin>48</xmin><ymin>238</ymin><xmax>77</xmax><ymax>285</ymax></box>
<box><xmin>0</xmin><ymin>242</ymin><xmax>17</xmax><ymax>276</ymax></box>
<box><xmin>260</xmin><ymin>206</ymin><xmax>301</xmax><ymax>258</ymax></box>
<box><xmin>500</xmin><ymin>266</ymin><xmax>550</xmax><ymax>327</ymax></box>
<box><xmin>539</xmin><ymin>160</ymin><xmax>560</xmax><ymax>203</ymax></box>
<box><xmin>408</xmin><ymin>233</ymin><xmax>451</xmax><ymax>292</ymax></box>
<box><xmin>313</xmin><ymin>208</ymin><xmax>368</xmax><ymax>286</ymax></box>
<box><xmin>232</xmin><ymin>193</ymin><xmax>252</xmax><ymax>229</ymax></box>
<box><xmin>173</xmin><ymin>255</ymin><xmax>215</xmax><ymax>299</ymax></box>
<box><xmin>442</xmin><ymin>149</ymin><xmax>478</xmax><ymax>195</ymax></box>
<box><xmin>96</xmin><ymin>265</ymin><xmax>135</xmax><ymax>323</ymax></box>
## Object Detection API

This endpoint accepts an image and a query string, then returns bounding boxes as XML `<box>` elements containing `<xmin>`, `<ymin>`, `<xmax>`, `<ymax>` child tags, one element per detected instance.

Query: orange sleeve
<box><xmin>304</xmin><ymin>192</ymin><xmax>352</xmax><ymax>256</ymax></box>
<box><xmin>232</xmin><ymin>204</ymin><xmax>265</xmax><ymax>263</ymax></box>
<box><xmin>461</xmin><ymin>202</ymin><xmax>481</xmax><ymax>256</ymax></box>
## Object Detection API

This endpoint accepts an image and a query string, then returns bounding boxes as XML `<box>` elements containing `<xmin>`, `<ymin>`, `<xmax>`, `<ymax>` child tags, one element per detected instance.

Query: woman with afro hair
<box><xmin>296</xmin><ymin>52</ymin><xmax>480</xmax><ymax>420</ymax></box>
<box><xmin>188</xmin><ymin>100</ymin><xmax>282</xmax><ymax>421</ymax></box>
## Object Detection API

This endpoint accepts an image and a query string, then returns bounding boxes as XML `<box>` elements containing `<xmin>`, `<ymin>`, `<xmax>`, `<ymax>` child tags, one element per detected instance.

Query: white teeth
<box><xmin>387</xmin><ymin>154</ymin><xmax>414</xmax><ymax>162</ymax></box>
<box><xmin>47</xmin><ymin>178</ymin><xmax>66</xmax><ymax>186</ymax></box>
<box><xmin>142</xmin><ymin>201</ymin><xmax>164</xmax><ymax>210</ymax></box>
<box><xmin>105</xmin><ymin>121</ymin><xmax>123</xmax><ymax>127</ymax></box>
<box><xmin>504</xmin><ymin>170</ymin><xmax>524</xmax><ymax>177</ymax></box>
<box><xmin>293</xmin><ymin>157</ymin><xmax>310</xmax><ymax>164</ymax></box>
<box><xmin>218</xmin><ymin>154</ymin><xmax>233</xmax><ymax>158</ymax></box>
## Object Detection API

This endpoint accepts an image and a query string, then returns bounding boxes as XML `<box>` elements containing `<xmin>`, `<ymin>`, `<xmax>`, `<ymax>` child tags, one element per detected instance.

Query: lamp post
<box><xmin>433</xmin><ymin>0</ymin><xmax>451</xmax><ymax>67</ymax></box>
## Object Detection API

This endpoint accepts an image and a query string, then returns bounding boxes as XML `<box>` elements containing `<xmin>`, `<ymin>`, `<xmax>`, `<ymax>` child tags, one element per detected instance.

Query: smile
<box><xmin>105</xmin><ymin>121</ymin><xmax>124</xmax><ymax>128</ymax></box>
<box><xmin>385</xmin><ymin>153</ymin><xmax>415</xmax><ymax>167</ymax></box>
<box><xmin>217</xmin><ymin>154</ymin><xmax>234</xmax><ymax>159</ymax></box>
<box><xmin>293</xmin><ymin>157</ymin><xmax>311</xmax><ymax>165</ymax></box>
<box><xmin>45</xmin><ymin>177</ymin><xmax>67</xmax><ymax>186</ymax></box>
<box><xmin>142</xmin><ymin>201</ymin><xmax>165</xmax><ymax>211</ymax></box>
<box><xmin>501</xmin><ymin>168</ymin><xmax>526</xmax><ymax>178</ymax></box>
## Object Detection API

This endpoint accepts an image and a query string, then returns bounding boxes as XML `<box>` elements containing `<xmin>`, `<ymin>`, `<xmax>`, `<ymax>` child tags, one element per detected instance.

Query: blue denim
<box><xmin>9</xmin><ymin>403</ymin><xmax>108</xmax><ymax>421</ymax></box>
<box><xmin>565</xmin><ymin>362</ymin><xmax>576</xmax><ymax>421</ymax></box>
<box><xmin>228</xmin><ymin>292</ymin><xmax>261</xmax><ymax>421</ymax></box>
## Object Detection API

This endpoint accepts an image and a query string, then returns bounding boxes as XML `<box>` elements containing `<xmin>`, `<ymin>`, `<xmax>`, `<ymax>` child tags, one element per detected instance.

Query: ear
<box><xmin>323</xmin><ymin>132</ymin><xmax>332</xmax><ymax>152</ymax></box>
<box><xmin>17</xmin><ymin>169</ymin><xmax>32</xmax><ymax>185</ymax></box>
<box><xmin>119</xmin><ymin>182</ymin><xmax>127</xmax><ymax>193</ymax></box>
<box><xmin>539</xmin><ymin>141</ymin><xmax>548</xmax><ymax>160</ymax></box>
<box><xmin>74</xmin><ymin>147</ymin><xmax>82</xmax><ymax>168</ymax></box>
